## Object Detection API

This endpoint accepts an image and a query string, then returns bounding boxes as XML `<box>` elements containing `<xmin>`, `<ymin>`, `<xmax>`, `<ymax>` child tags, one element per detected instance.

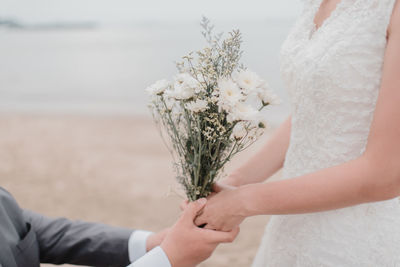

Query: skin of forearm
<box><xmin>228</xmin><ymin>116</ymin><xmax>292</xmax><ymax>186</ymax></box>
<box><xmin>237</xmin><ymin>154</ymin><xmax>400</xmax><ymax>217</ymax></box>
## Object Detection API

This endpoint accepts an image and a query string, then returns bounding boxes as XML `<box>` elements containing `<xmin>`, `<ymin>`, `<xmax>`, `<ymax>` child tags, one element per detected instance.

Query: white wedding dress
<box><xmin>252</xmin><ymin>0</ymin><xmax>400</xmax><ymax>266</ymax></box>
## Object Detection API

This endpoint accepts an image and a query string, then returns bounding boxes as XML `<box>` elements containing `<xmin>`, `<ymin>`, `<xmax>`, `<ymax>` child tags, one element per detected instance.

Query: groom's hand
<box><xmin>161</xmin><ymin>198</ymin><xmax>240</xmax><ymax>267</ymax></box>
<box><xmin>212</xmin><ymin>181</ymin><xmax>237</xmax><ymax>193</ymax></box>
<box><xmin>146</xmin><ymin>228</ymin><xmax>169</xmax><ymax>252</ymax></box>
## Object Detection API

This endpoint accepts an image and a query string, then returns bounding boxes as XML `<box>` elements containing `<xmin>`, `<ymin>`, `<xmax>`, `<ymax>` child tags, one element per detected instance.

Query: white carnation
<box><xmin>233</xmin><ymin>69</ymin><xmax>263</xmax><ymax>93</ymax></box>
<box><xmin>232</xmin><ymin>123</ymin><xmax>247</xmax><ymax>140</ymax></box>
<box><xmin>258</xmin><ymin>84</ymin><xmax>281</xmax><ymax>105</ymax></box>
<box><xmin>169</xmin><ymin>73</ymin><xmax>200</xmax><ymax>100</ymax></box>
<box><xmin>164</xmin><ymin>95</ymin><xmax>177</xmax><ymax>110</ymax></box>
<box><xmin>196</xmin><ymin>73</ymin><xmax>206</xmax><ymax>84</ymax></box>
<box><xmin>146</xmin><ymin>79</ymin><xmax>170</xmax><ymax>95</ymax></box>
<box><xmin>217</xmin><ymin>78</ymin><xmax>242</xmax><ymax>111</ymax></box>
<box><xmin>228</xmin><ymin>103</ymin><xmax>259</xmax><ymax>123</ymax></box>
<box><xmin>186</xmin><ymin>99</ymin><xmax>209</xmax><ymax>113</ymax></box>
<box><xmin>176</xmin><ymin>73</ymin><xmax>199</xmax><ymax>87</ymax></box>
<box><xmin>170</xmin><ymin>84</ymin><xmax>195</xmax><ymax>100</ymax></box>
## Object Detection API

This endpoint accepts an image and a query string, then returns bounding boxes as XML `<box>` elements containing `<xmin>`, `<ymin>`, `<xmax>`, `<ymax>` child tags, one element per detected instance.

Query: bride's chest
<box><xmin>280</xmin><ymin>5</ymin><xmax>388</xmax><ymax>100</ymax></box>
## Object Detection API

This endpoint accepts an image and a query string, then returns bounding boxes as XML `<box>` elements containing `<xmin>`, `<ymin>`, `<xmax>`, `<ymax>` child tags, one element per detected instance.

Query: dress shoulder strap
<box><xmin>382</xmin><ymin>0</ymin><xmax>398</xmax><ymax>29</ymax></box>
<box><xmin>351</xmin><ymin>0</ymin><xmax>397</xmax><ymax>34</ymax></box>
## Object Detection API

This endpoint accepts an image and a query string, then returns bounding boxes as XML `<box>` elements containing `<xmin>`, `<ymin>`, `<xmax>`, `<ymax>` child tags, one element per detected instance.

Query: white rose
<box><xmin>186</xmin><ymin>99</ymin><xmax>209</xmax><ymax>113</ymax></box>
<box><xmin>146</xmin><ymin>79</ymin><xmax>169</xmax><ymax>95</ymax></box>
<box><xmin>233</xmin><ymin>69</ymin><xmax>263</xmax><ymax>94</ymax></box>
<box><xmin>217</xmin><ymin>78</ymin><xmax>242</xmax><ymax>111</ymax></box>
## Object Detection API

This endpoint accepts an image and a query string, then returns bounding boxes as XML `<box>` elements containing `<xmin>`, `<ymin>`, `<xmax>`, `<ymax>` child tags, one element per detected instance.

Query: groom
<box><xmin>0</xmin><ymin>187</ymin><xmax>239</xmax><ymax>267</ymax></box>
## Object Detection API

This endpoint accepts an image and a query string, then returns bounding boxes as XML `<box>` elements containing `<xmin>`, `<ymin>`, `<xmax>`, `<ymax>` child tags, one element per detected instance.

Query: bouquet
<box><xmin>146</xmin><ymin>17</ymin><xmax>280</xmax><ymax>201</ymax></box>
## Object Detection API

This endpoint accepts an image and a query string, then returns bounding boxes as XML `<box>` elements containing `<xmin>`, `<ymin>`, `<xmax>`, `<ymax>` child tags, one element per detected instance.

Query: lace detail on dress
<box><xmin>280</xmin><ymin>0</ymin><xmax>396</xmax><ymax>179</ymax></box>
<box><xmin>252</xmin><ymin>0</ymin><xmax>400</xmax><ymax>266</ymax></box>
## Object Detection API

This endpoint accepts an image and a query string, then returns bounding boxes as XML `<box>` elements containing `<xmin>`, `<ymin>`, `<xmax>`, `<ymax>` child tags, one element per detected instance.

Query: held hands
<box><xmin>161</xmin><ymin>198</ymin><xmax>240</xmax><ymax>267</ymax></box>
<box><xmin>146</xmin><ymin>228</ymin><xmax>169</xmax><ymax>252</ymax></box>
<box><xmin>194</xmin><ymin>183</ymin><xmax>246</xmax><ymax>232</ymax></box>
<box><xmin>180</xmin><ymin>182</ymin><xmax>247</xmax><ymax>232</ymax></box>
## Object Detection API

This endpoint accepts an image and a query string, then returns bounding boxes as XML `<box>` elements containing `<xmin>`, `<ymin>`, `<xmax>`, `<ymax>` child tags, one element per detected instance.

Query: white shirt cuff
<box><xmin>128</xmin><ymin>230</ymin><xmax>153</xmax><ymax>262</ymax></box>
<box><xmin>127</xmin><ymin>246</ymin><xmax>171</xmax><ymax>267</ymax></box>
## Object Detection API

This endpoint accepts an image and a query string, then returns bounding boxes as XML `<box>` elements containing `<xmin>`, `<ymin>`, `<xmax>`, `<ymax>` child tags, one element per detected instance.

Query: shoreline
<box><xmin>0</xmin><ymin>113</ymin><xmax>276</xmax><ymax>267</ymax></box>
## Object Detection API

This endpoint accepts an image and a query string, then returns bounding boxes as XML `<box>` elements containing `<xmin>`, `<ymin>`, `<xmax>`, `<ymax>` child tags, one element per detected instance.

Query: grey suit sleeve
<box><xmin>23</xmin><ymin>209</ymin><xmax>133</xmax><ymax>267</ymax></box>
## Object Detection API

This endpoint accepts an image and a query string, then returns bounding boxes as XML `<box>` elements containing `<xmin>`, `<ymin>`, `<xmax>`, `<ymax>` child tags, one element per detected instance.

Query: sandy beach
<box><xmin>0</xmin><ymin>113</ymin><xmax>280</xmax><ymax>267</ymax></box>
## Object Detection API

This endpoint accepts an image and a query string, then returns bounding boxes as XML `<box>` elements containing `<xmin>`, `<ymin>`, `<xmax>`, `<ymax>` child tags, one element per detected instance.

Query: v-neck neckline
<box><xmin>308</xmin><ymin>0</ymin><xmax>347</xmax><ymax>40</ymax></box>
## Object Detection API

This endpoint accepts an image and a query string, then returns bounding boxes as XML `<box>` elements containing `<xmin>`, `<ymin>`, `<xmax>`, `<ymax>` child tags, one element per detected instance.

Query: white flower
<box><xmin>228</xmin><ymin>103</ymin><xmax>259</xmax><ymax>123</ymax></box>
<box><xmin>169</xmin><ymin>73</ymin><xmax>200</xmax><ymax>100</ymax></box>
<box><xmin>163</xmin><ymin>95</ymin><xmax>177</xmax><ymax>110</ymax></box>
<box><xmin>258</xmin><ymin>84</ymin><xmax>281</xmax><ymax>105</ymax></box>
<box><xmin>217</xmin><ymin>78</ymin><xmax>242</xmax><ymax>111</ymax></box>
<box><xmin>196</xmin><ymin>73</ymin><xmax>206</xmax><ymax>84</ymax></box>
<box><xmin>146</xmin><ymin>79</ymin><xmax>169</xmax><ymax>95</ymax></box>
<box><xmin>170</xmin><ymin>84</ymin><xmax>195</xmax><ymax>100</ymax></box>
<box><xmin>233</xmin><ymin>69</ymin><xmax>263</xmax><ymax>93</ymax></box>
<box><xmin>176</xmin><ymin>73</ymin><xmax>201</xmax><ymax>90</ymax></box>
<box><xmin>186</xmin><ymin>99</ymin><xmax>209</xmax><ymax>113</ymax></box>
<box><xmin>232</xmin><ymin>123</ymin><xmax>247</xmax><ymax>140</ymax></box>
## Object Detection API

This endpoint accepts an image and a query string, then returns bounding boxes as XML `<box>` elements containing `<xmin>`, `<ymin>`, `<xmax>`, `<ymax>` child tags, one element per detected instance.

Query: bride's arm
<box><xmin>223</xmin><ymin>116</ymin><xmax>292</xmax><ymax>186</ymax></box>
<box><xmin>196</xmin><ymin>3</ymin><xmax>400</xmax><ymax>230</ymax></box>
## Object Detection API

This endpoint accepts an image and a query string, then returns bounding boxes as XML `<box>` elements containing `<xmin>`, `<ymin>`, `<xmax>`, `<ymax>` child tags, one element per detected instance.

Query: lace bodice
<box><xmin>281</xmin><ymin>0</ymin><xmax>396</xmax><ymax>179</ymax></box>
<box><xmin>252</xmin><ymin>1</ymin><xmax>400</xmax><ymax>266</ymax></box>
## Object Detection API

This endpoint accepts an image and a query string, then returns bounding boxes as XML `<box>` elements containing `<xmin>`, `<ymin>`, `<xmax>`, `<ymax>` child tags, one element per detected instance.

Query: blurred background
<box><xmin>0</xmin><ymin>0</ymin><xmax>301</xmax><ymax>266</ymax></box>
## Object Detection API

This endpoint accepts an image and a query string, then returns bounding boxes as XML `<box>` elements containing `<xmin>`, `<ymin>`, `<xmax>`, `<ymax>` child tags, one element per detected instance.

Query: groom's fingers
<box><xmin>181</xmin><ymin>198</ymin><xmax>207</xmax><ymax>224</ymax></box>
<box><xmin>212</xmin><ymin>182</ymin><xmax>235</xmax><ymax>193</ymax></box>
<box><xmin>194</xmin><ymin>214</ymin><xmax>207</xmax><ymax>227</ymax></box>
<box><xmin>179</xmin><ymin>199</ymin><xmax>189</xmax><ymax>211</ymax></box>
<box><xmin>204</xmin><ymin>227</ymin><xmax>240</xmax><ymax>244</ymax></box>
<box><xmin>212</xmin><ymin>183</ymin><xmax>223</xmax><ymax>193</ymax></box>
<box><xmin>213</xmin><ymin>182</ymin><xmax>228</xmax><ymax>193</ymax></box>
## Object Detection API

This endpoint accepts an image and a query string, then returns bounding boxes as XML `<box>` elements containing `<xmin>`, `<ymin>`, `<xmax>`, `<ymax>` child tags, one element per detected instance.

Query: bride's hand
<box><xmin>194</xmin><ymin>184</ymin><xmax>246</xmax><ymax>232</ymax></box>
<box><xmin>179</xmin><ymin>181</ymin><xmax>236</xmax><ymax>211</ymax></box>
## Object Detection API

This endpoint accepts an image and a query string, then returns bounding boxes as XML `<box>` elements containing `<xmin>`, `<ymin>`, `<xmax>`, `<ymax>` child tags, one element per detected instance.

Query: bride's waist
<box><xmin>272</xmin><ymin>198</ymin><xmax>400</xmax><ymax>224</ymax></box>
<box><xmin>282</xmin><ymin>142</ymin><xmax>366</xmax><ymax>179</ymax></box>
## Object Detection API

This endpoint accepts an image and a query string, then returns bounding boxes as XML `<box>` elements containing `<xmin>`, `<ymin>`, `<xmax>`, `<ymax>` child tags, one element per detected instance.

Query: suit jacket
<box><xmin>0</xmin><ymin>187</ymin><xmax>133</xmax><ymax>267</ymax></box>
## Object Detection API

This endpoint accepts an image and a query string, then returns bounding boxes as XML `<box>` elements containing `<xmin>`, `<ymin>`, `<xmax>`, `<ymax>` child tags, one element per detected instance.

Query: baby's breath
<box><xmin>146</xmin><ymin>17</ymin><xmax>279</xmax><ymax>201</ymax></box>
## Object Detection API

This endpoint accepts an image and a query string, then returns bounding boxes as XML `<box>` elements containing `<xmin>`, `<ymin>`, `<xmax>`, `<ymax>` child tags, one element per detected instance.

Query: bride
<box><xmin>194</xmin><ymin>0</ymin><xmax>400</xmax><ymax>265</ymax></box>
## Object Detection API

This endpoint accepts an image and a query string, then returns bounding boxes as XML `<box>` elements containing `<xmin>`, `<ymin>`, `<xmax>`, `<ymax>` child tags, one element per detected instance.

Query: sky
<box><xmin>0</xmin><ymin>0</ymin><xmax>303</xmax><ymax>24</ymax></box>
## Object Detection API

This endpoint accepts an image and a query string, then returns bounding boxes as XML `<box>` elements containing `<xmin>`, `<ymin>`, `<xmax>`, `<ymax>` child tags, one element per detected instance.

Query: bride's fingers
<box><xmin>203</xmin><ymin>223</ymin><xmax>216</xmax><ymax>230</ymax></box>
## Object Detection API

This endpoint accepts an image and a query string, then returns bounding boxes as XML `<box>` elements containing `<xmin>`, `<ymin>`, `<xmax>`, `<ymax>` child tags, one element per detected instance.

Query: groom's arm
<box><xmin>128</xmin><ymin>246</ymin><xmax>171</xmax><ymax>267</ymax></box>
<box><xmin>129</xmin><ymin>199</ymin><xmax>240</xmax><ymax>267</ymax></box>
<box><xmin>23</xmin><ymin>209</ymin><xmax>133</xmax><ymax>267</ymax></box>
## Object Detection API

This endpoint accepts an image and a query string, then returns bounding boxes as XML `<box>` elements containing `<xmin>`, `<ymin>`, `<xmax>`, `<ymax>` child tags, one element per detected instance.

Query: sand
<box><xmin>0</xmin><ymin>113</ymin><xmax>279</xmax><ymax>267</ymax></box>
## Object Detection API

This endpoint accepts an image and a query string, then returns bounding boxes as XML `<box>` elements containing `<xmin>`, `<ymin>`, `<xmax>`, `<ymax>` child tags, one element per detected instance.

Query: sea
<box><xmin>0</xmin><ymin>19</ymin><xmax>295</xmax><ymax>124</ymax></box>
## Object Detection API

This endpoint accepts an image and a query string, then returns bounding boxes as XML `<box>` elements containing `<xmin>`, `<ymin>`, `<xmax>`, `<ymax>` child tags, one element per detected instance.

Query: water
<box><xmin>0</xmin><ymin>19</ymin><xmax>294</xmax><ymax>124</ymax></box>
